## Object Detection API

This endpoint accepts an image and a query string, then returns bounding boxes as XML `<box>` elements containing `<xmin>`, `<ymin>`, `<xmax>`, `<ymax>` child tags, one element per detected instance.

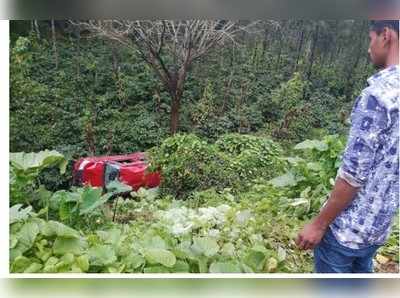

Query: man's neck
<box><xmin>384</xmin><ymin>48</ymin><xmax>399</xmax><ymax>68</ymax></box>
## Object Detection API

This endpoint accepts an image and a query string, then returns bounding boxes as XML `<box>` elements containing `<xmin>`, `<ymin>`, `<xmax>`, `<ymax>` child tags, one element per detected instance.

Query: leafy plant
<box><xmin>148</xmin><ymin>133</ymin><xmax>285</xmax><ymax>197</ymax></box>
<box><xmin>50</xmin><ymin>181</ymin><xmax>132</xmax><ymax>228</ymax></box>
<box><xmin>268</xmin><ymin>134</ymin><xmax>345</xmax><ymax>218</ymax></box>
<box><xmin>10</xmin><ymin>150</ymin><xmax>67</xmax><ymax>206</ymax></box>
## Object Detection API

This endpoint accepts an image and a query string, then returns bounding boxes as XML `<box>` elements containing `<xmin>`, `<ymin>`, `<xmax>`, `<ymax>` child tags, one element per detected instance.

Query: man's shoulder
<box><xmin>361</xmin><ymin>74</ymin><xmax>398</xmax><ymax>111</ymax></box>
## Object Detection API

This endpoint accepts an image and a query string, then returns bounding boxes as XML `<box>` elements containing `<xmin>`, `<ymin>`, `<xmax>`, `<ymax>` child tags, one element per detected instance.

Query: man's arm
<box><xmin>295</xmin><ymin>92</ymin><xmax>388</xmax><ymax>250</ymax></box>
<box><xmin>295</xmin><ymin>177</ymin><xmax>359</xmax><ymax>250</ymax></box>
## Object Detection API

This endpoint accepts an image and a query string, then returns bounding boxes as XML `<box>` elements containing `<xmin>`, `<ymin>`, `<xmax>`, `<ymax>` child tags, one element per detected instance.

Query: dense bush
<box><xmin>147</xmin><ymin>134</ymin><xmax>227</xmax><ymax>197</ymax></box>
<box><xmin>148</xmin><ymin>133</ymin><xmax>286</xmax><ymax>197</ymax></box>
<box><xmin>10</xmin><ymin>34</ymin><xmax>167</xmax><ymax>157</ymax></box>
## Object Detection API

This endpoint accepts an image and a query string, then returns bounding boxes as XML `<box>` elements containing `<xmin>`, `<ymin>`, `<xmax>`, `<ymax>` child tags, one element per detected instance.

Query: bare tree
<box><xmin>33</xmin><ymin>20</ymin><xmax>40</xmax><ymax>39</ymax></box>
<box><xmin>75</xmin><ymin>20</ymin><xmax>256</xmax><ymax>134</ymax></box>
<box><xmin>51</xmin><ymin>19</ymin><xmax>58</xmax><ymax>69</ymax></box>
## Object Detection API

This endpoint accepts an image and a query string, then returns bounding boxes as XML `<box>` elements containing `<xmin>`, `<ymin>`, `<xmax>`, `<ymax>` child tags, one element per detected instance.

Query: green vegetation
<box><xmin>9</xmin><ymin>135</ymin><xmax>399</xmax><ymax>273</ymax></box>
<box><xmin>9</xmin><ymin>20</ymin><xmax>398</xmax><ymax>273</ymax></box>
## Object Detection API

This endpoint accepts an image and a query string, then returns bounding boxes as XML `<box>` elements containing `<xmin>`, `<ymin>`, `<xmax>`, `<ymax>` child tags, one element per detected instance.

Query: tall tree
<box><xmin>305</xmin><ymin>22</ymin><xmax>320</xmax><ymax>82</ymax></box>
<box><xmin>51</xmin><ymin>19</ymin><xmax>58</xmax><ymax>69</ymax></box>
<box><xmin>76</xmin><ymin>20</ymin><xmax>254</xmax><ymax>134</ymax></box>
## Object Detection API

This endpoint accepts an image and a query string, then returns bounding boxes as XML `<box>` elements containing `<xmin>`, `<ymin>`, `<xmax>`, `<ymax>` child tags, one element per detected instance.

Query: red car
<box><xmin>73</xmin><ymin>152</ymin><xmax>161</xmax><ymax>191</ymax></box>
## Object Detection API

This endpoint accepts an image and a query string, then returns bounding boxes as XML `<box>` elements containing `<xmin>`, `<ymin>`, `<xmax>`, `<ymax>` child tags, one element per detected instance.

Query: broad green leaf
<box><xmin>10</xmin><ymin>204</ymin><xmax>32</xmax><ymax>224</ymax></box>
<box><xmin>50</xmin><ymin>190</ymin><xmax>79</xmax><ymax>211</ymax></box>
<box><xmin>80</xmin><ymin>187</ymin><xmax>111</xmax><ymax>215</ymax></box>
<box><xmin>221</xmin><ymin>243</ymin><xmax>235</xmax><ymax>257</ymax></box>
<box><xmin>191</xmin><ymin>237</ymin><xmax>219</xmax><ymax>257</ymax></box>
<box><xmin>306</xmin><ymin>162</ymin><xmax>323</xmax><ymax>171</ymax></box>
<box><xmin>251</xmin><ymin>245</ymin><xmax>269</xmax><ymax>254</ymax></box>
<box><xmin>76</xmin><ymin>255</ymin><xmax>90</xmax><ymax>272</ymax></box>
<box><xmin>88</xmin><ymin>245</ymin><xmax>117</xmax><ymax>266</ymax></box>
<box><xmin>43</xmin><ymin>221</ymin><xmax>80</xmax><ymax>238</ymax></box>
<box><xmin>17</xmin><ymin>221</ymin><xmax>39</xmax><ymax>252</ymax></box>
<box><xmin>10</xmin><ymin>234</ymin><xmax>18</xmax><ymax>249</ymax></box>
<box><xmin>36</xmin><ymin>207</ymin><xmax>49</xmax><ymax>218</ymax></box>
<box><xmin>269</xmin><ymin>172</ymin><xmax>297</xmax><ymax>188</ymax></box>
<box><xmin>38</xmin><ymin>251</ymin><xmax>52</xmax><ymax>263</ymax></box>
<box><xmin>106</xmin><ymin>180</ymin><xmax>132</xmax><ymax>194</ymax></box>
<box><xmin>61</xmin><ymin>253</ymin><xmax>75</xmax><ymax>265</ymax></box>
<box><xmin>11</xmin><ymin>256</ymin><xmax>31</xmax><ymax>273</ymax></box>
<box><xmin>240</xmin><ymin>263</ymin><xmax>254</xmax><ymax>273</ymax></box>
<box><xmin>34</xmin><ymin>186</ymin><xmax>52</xmax><ymax>205</ymax></box>
<box><xmin>54</xmin><ymin>260</ymin><xmax>71</xmax><ymax>273</ymax></box>
<box><xmin>142</xmin><ymin>235</ymin><xmax>167</xmax><ymax>250</ymax></box>
<box><xmin>23</xmin><ymin>262</ymin><xmax>43</xmax><ymax>273</ymax></box>
<box><xmin>43</xmin><ymin>256</ymin><xmax>59</xmax><ymax>273</ymax></box>
<box><xmin>244</xmin><ymin>250</ymin><xmax>266</xmax><ymax>272</ymax></box>
<box><xmin>126</xmin><ymin>254</ymin><xmax>145</xmax><ymax>269</ymax></box>
<box><xmin>294</xmin><ymin>139</ymin><xmax>328</xmax><ymax>151</ymax></box>
<box><xmin>144</xmin><ymin>249</ymin><xmax>176</xmax><ymax>268</ymax></box>
<box><xmin>59</xmin><ymin>201</ymin><xmax>76</xmax><ymax>222</ymax></box>
<box><xmin>96</xmin><ymin>229</ymin><xmax>121</xmax><ymax>246</ymax></box>
<box><xmin>170</xmin><ymin>260</ymin><xmax>190</xmax><ymax>273</ymax></box>
<box><xmin>53</xmin><ymin>237</ymin><xmax>86</xmax><ymax>255</ymax></box>
<box><xmin>209</xmin><ymin>261</ymin><xmax>242</xmax><ymax>273</ymax></box>
<box><xmin>10</xmin><ymin>150</ymin><xmax>66</xmax><ymax>174</ymax></box>
<box><xmin>173</xmin><ymin>242</ymin><xmax>197</xmax><ymax>260</ymax></box>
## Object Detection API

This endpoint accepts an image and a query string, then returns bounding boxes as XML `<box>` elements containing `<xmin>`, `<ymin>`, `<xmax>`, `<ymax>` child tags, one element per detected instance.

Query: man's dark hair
<box><xmin>370</xmin><ymin>20</ymin><xmax>399</xmax><ymax>36</ymax></box>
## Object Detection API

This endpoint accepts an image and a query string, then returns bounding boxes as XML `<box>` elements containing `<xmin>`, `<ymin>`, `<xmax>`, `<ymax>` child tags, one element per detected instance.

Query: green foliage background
<box><xmin>9</xmin><ymin>21</ymin><xmax>398</xmax><ymax>273</ymax></box>
<box><xmin>10</xmin><ymin>20</ymin><xmax>374</xmax><ymax>156</ymax></box>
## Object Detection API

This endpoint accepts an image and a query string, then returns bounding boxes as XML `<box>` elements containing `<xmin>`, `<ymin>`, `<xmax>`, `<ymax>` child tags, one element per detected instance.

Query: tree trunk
<box><xmin>344</xmin><ymin>22</ymin><xmax>365</xmax><ymax>101</ymax></box>
<box><xmin>34</xmin><ymin>20</ymin><xmax>40</xmax><ymax>39</ymax></box>
<box><xmin>110</xmin><ymin>41</ymin><xmax>119</xmax><ymax>78</ymax></box>
<box><xmin>168</xmin><ymin>62</ymin><xmax>189</xmax><ymax>134</ymax></box>
<box><xmin>306</xmin><ymin>24</ymin><xmax>320</xmax><ymax>81</ymax></box>
<box><xmin>328</xmin><ymin>21</ymin><xmax>340</xmax><ymax>66</ymax></box>
<box><xmin>220</xmin><ymin>72</ymin><xmax>233</xmax><ymax>114</ymax></box>
<box><xmin>170</xmin><ymin>93</ymin><xmax>181</xmax><ymax>135</ymax></box>
<box><xmin>51</xmin><ymin>19</ymin><xmax>58</xmax><ymax>69</ymax></box>
<box><xmin>275</xmin><ymin>31</ymin><xmax>283</xmax><ymax>70</ymax></box>
<box><xmin>261</xmin><ymin>27</ymin><xmax>269</xmax><ymax>60</ymax></box>
<box><xmin>76</xmin><ymin>25</ymin><xmax>81</xmax><ymax>79</ymax></box>
<box><xmin>294</xmin><ymin>26</ymin><xmax>305</xmax><ymax>73</ymax></box>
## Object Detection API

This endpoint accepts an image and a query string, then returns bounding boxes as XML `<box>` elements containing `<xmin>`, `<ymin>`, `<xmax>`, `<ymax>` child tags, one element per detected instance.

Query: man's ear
<box><xmin>382</xmin><ymin>27</ymin><xmax>394</xmax><ymax>45</ymax></box>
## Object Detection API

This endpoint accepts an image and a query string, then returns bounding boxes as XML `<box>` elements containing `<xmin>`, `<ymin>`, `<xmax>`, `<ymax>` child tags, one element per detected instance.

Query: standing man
<box><xmin>296</xmin><ymin>20</ymin><xmax>399</xmax><ymax>273</ymax></box>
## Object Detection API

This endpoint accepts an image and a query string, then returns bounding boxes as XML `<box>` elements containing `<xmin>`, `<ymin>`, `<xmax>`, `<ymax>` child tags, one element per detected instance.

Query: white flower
<box><xmin>235</xmin><ymin>210</ymin><xmax>252</xmax><ymax>225</ymax></box>
<box><xmin>208</xmin><ymin>229</ymin><xmax>220</xmax><ymax>238</ymax></box>
<box><xmin>171</xmin><ymin>223</ymin><xmax>193</xmax><ymax>236</ymax></box>
<box><xmin>230</xmin><ymin>228</ymin><xmax>240</xmax><ymax>239</ymax></box>
<box><xmin>250</xmin><ymin>234</ymin><xmax>263</xmax><ymax>243</ymax></box>
<box><xmin>217</xmin><ymin>204</ymin><xmax>231</xmax><ymax>214</ymax></box>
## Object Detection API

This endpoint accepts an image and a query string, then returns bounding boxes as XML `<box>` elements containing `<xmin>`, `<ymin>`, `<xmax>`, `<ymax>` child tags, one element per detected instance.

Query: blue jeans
<box><xmin>313</xmin><ymin>228</ymin><xmax>381</xmax><ymax>273</ymax></box>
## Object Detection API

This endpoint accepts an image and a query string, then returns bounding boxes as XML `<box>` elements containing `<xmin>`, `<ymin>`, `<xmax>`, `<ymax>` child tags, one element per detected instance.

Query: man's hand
<box><xmin>295</xmin><ymin>222</ymin><xmax>328</xmax><ymax>250</ymax></box>
<box><xmin>295</xmin><ymin>177</ymin><xmax>360</xmax><ymax>251</ymax></box>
